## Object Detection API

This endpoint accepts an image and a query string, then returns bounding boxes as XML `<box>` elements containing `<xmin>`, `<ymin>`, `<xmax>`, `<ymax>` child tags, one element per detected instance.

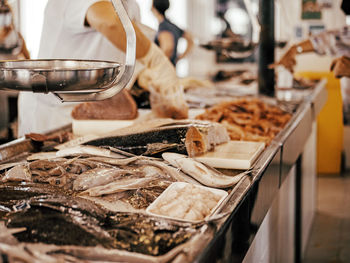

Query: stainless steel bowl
<box><xmin>0</xmin><ymin>59</ymin><xmax>122</xmax><ymax>93</ymax></box>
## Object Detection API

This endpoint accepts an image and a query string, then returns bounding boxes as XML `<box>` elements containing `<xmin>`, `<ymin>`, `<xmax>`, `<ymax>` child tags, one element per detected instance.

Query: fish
<box><xmin>27</xmin><ymin>151</ymin><xmax>61</xmax><ymax>161</ymax></box>
<box><xmin>0</xmin><ymin>182</ymin><xmax>199</xmax><ymax>259</ymax></box>
<box><xmin>84</xmin><ymin>119</ymin><xmax>230</xmax><ymax>157</ymax></box>
<box><xmin>73</xmin><ymin>167</ymin><xmax>130</xmax><ymax>191</ymax></box>
<box><xmin>0</xmin><ymin>161</ymin><xmax>28</xmax><ymax>172</ymax></box>
<box><xmin>80</xmin><ymin>177</ymin><xmax>158</xmax><ymax>197</ymax></box>
<box><xmin>84</xmin><ymin>156</ymin><xmax>141</xmax><ymax>166</ymax></box>
<box><xmin>162</xmin><ymin>152</ymin><xmax>247</xmax><ymax>188</ymax></box>
<box><xmin>135</xmin><ymin>158</ymin><xmax>201</xmax><ymax>185</ymax></box>
<box><xmin>1</xmin><ymin>164</ymin><xmax>31</xmax><ymax>183</ymax></box>
<box><xmin>55</xmin><ymin>145</ymin><xmax>127</xmax><ymax>158</ymax></box>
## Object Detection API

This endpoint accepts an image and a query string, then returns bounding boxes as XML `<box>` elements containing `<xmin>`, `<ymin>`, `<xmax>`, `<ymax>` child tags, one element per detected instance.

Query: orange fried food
<box><xmin>196</xmin><ymin>98</ymin><xmax>292</xmax><ymax>144</ymax></box>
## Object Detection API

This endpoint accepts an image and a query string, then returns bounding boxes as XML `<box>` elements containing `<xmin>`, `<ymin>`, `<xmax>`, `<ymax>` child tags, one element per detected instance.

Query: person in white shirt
<box><xmin>18</xmin><ymin>0</ymin><xmax>188</xmax><ymax>137</ymax></box>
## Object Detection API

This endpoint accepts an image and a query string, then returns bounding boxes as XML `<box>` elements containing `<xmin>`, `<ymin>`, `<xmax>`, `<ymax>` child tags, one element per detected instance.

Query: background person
<box><xmin>151</xmin><ymin>0</ymin><xmax>194</xmax><ymax>65</ymax></box>
<box><xmin>0</xmin><ymin>0</ymin><xmax>29</xmax><ymax>142</ymax></box>
<box><xmin>272</xmin><ymin>0</ymin><xmax>350</xmax><ymax>123</ymax></box>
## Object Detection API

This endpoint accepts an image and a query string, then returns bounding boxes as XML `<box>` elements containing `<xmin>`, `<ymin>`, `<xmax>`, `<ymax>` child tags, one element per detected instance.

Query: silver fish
<box><xmin>80</xmin><ymin>177</ymin><xmax>157</xmax><ymax>197</ymax></box>
<box><xmin>84</xmin><ymin>156</ymin><xmax>141</xmax><ymax>166</ymax></box>
<box><xmin>2</xmin><ymin>164</ymin><xmax>31</xmax><ymax>183</ymax></box>
<box><xmin>0</xmin><ymin>161</ymin><xmax>27</xmax><ymax>172</ymax></box>
<box><xmin>73</xmin><ymin>167</ymin><xmax>130</xmax><ymax>191</ymax></box>
<box><xmin>162</xmin><ymin>152</ymin><xmax>247</xmax><ymax>188</ymax></box>
<box><xmin>136</xmin><ymin>159</ymin><xmax>201</xmax><ymax>185</ymax></box>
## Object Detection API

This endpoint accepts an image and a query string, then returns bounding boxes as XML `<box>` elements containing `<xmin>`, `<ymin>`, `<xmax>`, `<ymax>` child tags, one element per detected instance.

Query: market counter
<box><xmin>0</xmin><ymin>81</ymin><xmax>327</xmax><ymax>263</ymax></box>
<box><xmin>195</xmin><ymin>80</ymin><xmax>326</xmax><ymax>263</ymax></box>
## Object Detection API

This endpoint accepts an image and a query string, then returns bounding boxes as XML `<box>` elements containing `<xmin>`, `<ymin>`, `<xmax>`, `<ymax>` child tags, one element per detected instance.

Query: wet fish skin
<box><xmin>85</xmin><ymin>126</ymin><xmax>189</xmax><ymax>156</ymax></box>
<box><xmin>80</xmin><ymin>177</ymin><xmax>158</xmax><ymax>197</ymax></box>
<box><xmin>162</xmin><ymin>152</ymin><xmax>246</xmax><ymax>188</ymax></box>
<box><xmin>0</xmin><ymin>183</ymin><xmax>199</xmax><ymax>257</ymax></box>
<box><xmin>2</xmin><ymin>164</ymin><xmax>31</xmax><ymax>183</ymax></box>
<box><xmin>73</xmin><ymin>167</ymin><xmax>130</xmax><ymax>191</ymax></box>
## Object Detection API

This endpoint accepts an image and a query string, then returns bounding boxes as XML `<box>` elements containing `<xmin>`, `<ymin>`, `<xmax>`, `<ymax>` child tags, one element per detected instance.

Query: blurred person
<box><xmin>18</xmin><ymin>0</ymin><xmax>188</xmax><ymax>137</ymax></box>
<box><xmin>272</xmin><ymin>0</ymin><xmax>350</xmax><ymax>122</ymax></box>
<box><xmin>151</xmin><ymin>0</ymin><xmax>194</xmax><ymax>65</ymax></box>
<box><xmin>331</xmin><ymin>55</ymin><xmax>350</xmax><ymax>78</ymax></box>
<box><xmin>0</xmin><ymin>0</ymin><xmax>29</xmax><ymax>141</ymax></box>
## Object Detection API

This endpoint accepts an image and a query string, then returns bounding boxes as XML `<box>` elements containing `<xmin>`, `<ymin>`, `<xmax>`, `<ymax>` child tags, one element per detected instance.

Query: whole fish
<box><xmin>80</xmin><ymin>177</ymin><xmax>157</xmax><ymax>197</ymax></box>
<box><xmin>2</xmin><ymin>164</ymin><xmax>31</xmax><ymax>183</ymax></box>
<box><xmin>73</xmin><ymin>167</ymin><xmax>130</xmax><ymax>191</ymax></box>
<box><xmin>84</xmin><ymin>120</ymin><xmax>229</xmax><ymax>157</ymax></box>
<box><xmin>162</xmin><ymin>152</ymin><xmax>247</xmax><ymax>188</ymax></box>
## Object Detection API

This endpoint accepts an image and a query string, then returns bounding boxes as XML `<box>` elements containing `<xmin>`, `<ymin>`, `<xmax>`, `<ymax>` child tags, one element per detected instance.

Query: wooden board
<box><xmin>72</xmin><ymin>109</ymin><xmax>151</xmax><ymax>136</ymax></box>
<box><xmin>72</xmin><ymin>119</ymin><xmax>135</xmax><ymax>136</ymax></box>
<box><xmin>72</xmin><ymin>109</ymin><xmax>205</xmax><ymax>136</ymax></box>
<box><xmin>195</xmin><ymin>140</ymin><xmax>265</xmax><ymax>170</ymax></box>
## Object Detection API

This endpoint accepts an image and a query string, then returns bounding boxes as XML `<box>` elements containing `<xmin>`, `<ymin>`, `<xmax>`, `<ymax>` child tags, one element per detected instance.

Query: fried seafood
<box><xmin>196</xmin><ymin>98</ymin><xmax>292</xmax><ymax>144</ymax></box>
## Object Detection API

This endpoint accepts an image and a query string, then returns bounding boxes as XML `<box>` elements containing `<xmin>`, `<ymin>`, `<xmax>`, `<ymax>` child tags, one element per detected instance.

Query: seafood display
<box><xmin>147</xmin><ymin>182</ymin><xmax>227</xmax><ymax>222</ymax></box>
<box><xmin>0</xmin><ymin>149</ymin><xmax>223</xmax><ymax>262</ymax></box>
<box><xmin>1</xmin><ymin>154</ymin><xmax>200</xmax><ymax>210</ymax></box>
<box><xmin>196</xmin><ymin>98</ymin><xmax>292</xmax><ymax>144</ymax></box>
<box><xmin>0</xmin><ymin>183</ymin><xmax>199</xmax><ymax>257</ymax></box>
<box><xmin>0</xmin><ymin>96</ymin><xmax>296</xmax><ymax>262</ymax></box>
<box><xmin>84</xmin><ymin>119</ymin><xmax>230</xmax><ymax>157</ymax></box>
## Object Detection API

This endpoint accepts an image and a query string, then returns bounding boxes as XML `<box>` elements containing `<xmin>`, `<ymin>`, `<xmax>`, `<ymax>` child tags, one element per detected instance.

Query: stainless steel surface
<box><xmin>0</xmin><ymin>0</ymin><xmax>136</xmax><ymax>102</ymax></box>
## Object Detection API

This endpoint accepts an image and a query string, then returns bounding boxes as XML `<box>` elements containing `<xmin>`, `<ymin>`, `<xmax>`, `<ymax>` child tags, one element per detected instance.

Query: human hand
<box><xmin>138</xmin><ymin>43</ymin><xmax>188</xmax><ymax>119</ymax></box>
<box><xmin>269</xmin><ymin>45</ymin><xmax>298</xmax><ymax>73</ymax></box>
<box><xmin>330</xmin><ymin>56</ymin><xmax>350</xmax><ymax>78</ymax></box>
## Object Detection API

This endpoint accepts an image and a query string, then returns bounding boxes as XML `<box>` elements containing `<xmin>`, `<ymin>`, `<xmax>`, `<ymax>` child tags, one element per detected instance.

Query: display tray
<box><xmin>146</xmin><ymin>182</ymin><xmax>228</xmax><ymax>223</ymax></box>
<box><xmin>195</xmin><ymin>140</ymin><xmax>265</xmax><ymax>170</ymax></box>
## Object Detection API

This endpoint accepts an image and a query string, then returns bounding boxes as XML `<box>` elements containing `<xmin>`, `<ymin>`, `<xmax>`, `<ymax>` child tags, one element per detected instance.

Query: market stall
<box><xmin>0</xmin><ymin>77</ymin><xmax>326</xmax><ymax>262</ymax></box>
<box><xmin>0</xmin><ymin>0</ymin><xmax>331</xmax><ymax>262</ymax></box>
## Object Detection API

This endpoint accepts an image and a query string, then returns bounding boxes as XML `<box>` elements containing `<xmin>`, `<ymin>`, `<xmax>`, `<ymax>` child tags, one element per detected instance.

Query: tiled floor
<box><xmin>303</xmin><ymin>172</ymin><xmax>350</xmax><ymax>263</ymax></box>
